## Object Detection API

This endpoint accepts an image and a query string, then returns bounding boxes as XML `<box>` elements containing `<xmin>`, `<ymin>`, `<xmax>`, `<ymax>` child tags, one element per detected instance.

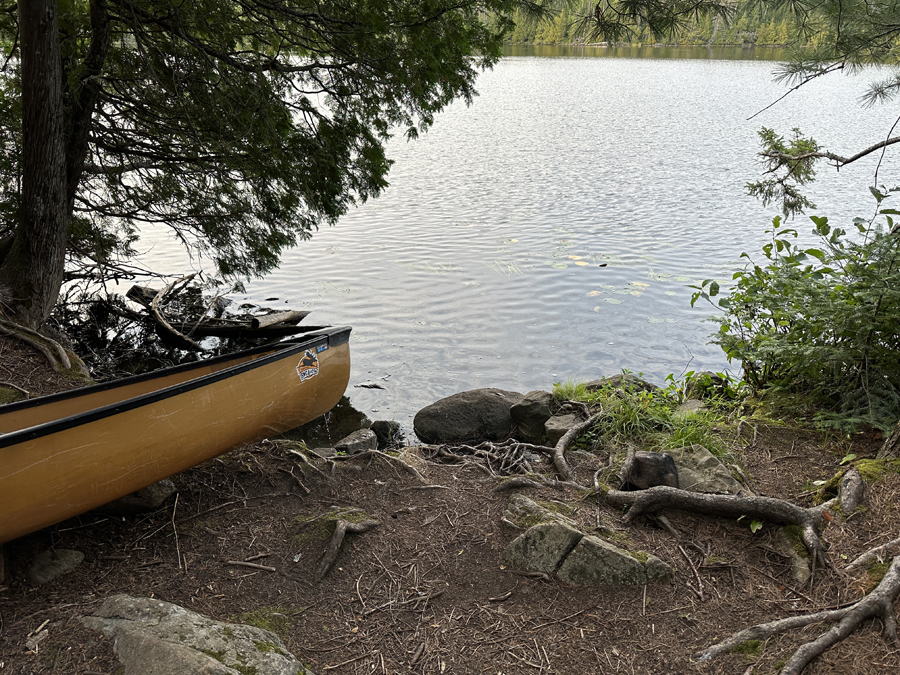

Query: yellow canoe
<box><xmin>0</xmin><ymin>327</ymin><xmax>351</xmax><ymax>544</ymax></box>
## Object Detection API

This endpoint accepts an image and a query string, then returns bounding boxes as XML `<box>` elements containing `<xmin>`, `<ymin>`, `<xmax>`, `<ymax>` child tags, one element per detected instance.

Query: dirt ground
<box><xmin>1</xmin><ymin>337</ymin><xmax>899</xmax><ymax>675</ymax></box>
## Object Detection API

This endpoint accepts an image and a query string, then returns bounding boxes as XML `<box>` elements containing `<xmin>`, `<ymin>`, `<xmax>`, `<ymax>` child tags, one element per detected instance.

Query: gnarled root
<box><xmin>604</xmin><ymin>486</ymin><xmax>832</xmax><ymax>570</ymax></box>
<box><xmin>314</xmin><ymin>517</ymin><xmax>379</xmax><ymax>584</ymax></box>
<box><xmin>552</xmin><ymin>410</ymin><xmax>604</xmax><ymax>483</ymax></box>
<box><xmin>0</xmin><ymin>318</ymin><xmax>90</xmax><ymax>377</ymax></box>
<box><xmin>695</xmin><ymin>556</ymin><xmax>900</xmax><ymax>675</ymax></box>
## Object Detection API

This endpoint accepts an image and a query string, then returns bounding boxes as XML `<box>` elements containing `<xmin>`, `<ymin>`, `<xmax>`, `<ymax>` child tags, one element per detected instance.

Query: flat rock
<box><xmin>334</xmin><ymin>428</ymin><xmax>377</xmax><ymax>454</ymax></box>
<box><xmin>27</xmin><ymin>549</ymin><xmax>84</xmax><ymax>586</ymax></box>
<box><xmin>502</xmin><ymin>522</ymin><xmax>584</xmax><ymax>573</ymax></box>
<box><xmin>557</xmin><ymin>536</ymin><xmax>673</xmax><ymax>586</ymax></box>
<box><xmin>544</xmin><ymin>414</ymin><xmax>578</xmax><ymax>446</ymax></box>
<box><xmin>413</xmin><ymin>388</ymin><xmax>523</xmax><ymax>444</ymax></box>
<box><xmin>503</xmin><ymin>494</ymin><xmax>579</xmax><ymax>530</ymax></box>
<box><xmin>666</xmin><ymin>444</ymin><xmax>750</xmax><ymax>495</ymax></box>
<box><xmin>81</xmin><ymin>594</ymin><xmax>311</xmax><ymax>675</ymax></box>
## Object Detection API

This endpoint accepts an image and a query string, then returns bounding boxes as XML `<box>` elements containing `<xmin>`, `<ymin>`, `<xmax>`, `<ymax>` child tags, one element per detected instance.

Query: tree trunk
<box><xmin>0</xmin><ymin>1</ymin><xmax>69</xmax><ymax>329</ymax></box>
<box><xmin>878</xmin><ymin>422</ymin><xmax>900</xmax><ymax>459</ymax></box>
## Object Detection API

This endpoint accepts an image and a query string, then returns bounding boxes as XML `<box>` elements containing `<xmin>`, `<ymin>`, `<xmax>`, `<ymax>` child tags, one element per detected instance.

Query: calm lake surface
<box><xmin>149</xmin><ymin>46</ymin><xmax>900</xmax><ymax>429</ymax></box>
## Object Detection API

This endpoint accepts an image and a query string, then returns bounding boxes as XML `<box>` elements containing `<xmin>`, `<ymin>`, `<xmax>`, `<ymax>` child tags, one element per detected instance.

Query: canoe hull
<box><xmin>0</xmin><ymin>328</ymin><xmax>350</xmax><ymax>544</ymax></box>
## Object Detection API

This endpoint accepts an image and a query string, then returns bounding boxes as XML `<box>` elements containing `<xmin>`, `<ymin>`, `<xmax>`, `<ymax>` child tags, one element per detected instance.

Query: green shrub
<box><xmin>692</xmin><ymin>203</ymin><xmax>900</xmax><ymax>432</ymax></box>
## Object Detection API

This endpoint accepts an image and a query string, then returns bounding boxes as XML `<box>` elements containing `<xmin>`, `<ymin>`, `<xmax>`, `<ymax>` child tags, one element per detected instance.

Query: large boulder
<box><xmin>81</xmin><ymin>595</ymin><xmax>311</xmax><ymax>675</ymax></box>
<box><xmin>510</xmin><ymin>390</ymin><xmax>554</xmax><ymax>444</ymax></box>
<box><xmin>414</xmin><ymin>388</ymin><xmax>523</xmax><ymax>444</ymax></box>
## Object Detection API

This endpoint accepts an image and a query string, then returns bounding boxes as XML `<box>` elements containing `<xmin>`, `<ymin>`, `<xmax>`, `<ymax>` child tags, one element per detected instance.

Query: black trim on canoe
<box><xmin>0</xmin><ymin>326</ymin><xmax>351</xmax><ymax>449</ymax></box>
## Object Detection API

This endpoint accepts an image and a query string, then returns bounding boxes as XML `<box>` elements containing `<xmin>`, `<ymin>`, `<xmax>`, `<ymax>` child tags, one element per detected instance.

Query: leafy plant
<box><xmin>692</xmin><ymin>197</ymin><xmax>900</xmax><ymax>432</ymax></box>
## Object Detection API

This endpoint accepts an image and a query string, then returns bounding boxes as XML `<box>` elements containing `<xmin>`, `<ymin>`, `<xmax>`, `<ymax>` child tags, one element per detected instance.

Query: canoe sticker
<box><xmin>296</xmin><ymin>350</ymin><xmax>319</xmax><ymax>381</ymax></box>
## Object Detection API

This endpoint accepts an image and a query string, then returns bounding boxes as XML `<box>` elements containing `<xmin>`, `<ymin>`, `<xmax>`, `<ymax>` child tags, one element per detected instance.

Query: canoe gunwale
<box><xmin>0</xmin><ymin>326</ymin><xmax>351</xmax><ymax>449</ymax></box>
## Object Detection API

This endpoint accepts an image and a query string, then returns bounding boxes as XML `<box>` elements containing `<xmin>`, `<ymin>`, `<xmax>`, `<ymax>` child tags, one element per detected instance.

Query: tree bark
<box><xmin>0</xmin><ymin>1</ymin><xmax>68</xmax><ymax>329</ymax></box>
<box><xmin>878</xmin><ymin>422</ymin><xmax>900</xmax><ymax>459</ymax></box>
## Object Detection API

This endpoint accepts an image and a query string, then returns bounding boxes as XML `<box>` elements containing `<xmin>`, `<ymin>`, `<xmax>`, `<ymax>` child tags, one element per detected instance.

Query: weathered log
<box><xmin>150</xmin><ymin>277</ymin><xmax>204</xmax><ymax>351</ymax></box>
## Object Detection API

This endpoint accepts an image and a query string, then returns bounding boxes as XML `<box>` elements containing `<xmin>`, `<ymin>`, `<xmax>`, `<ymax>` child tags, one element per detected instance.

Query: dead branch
<box><xmin>604</xmin><ymin>486</ymin><xmax>832</xmax><ymax>569</ymax></box>
<box><xmin>552</xmin><ymin>411</ymin><xmax>603</xmax><ymax>483</ymax></box>
<box><xmin>315</xmin><ymin>518</ymin><xmax>379</xmax><ymax>584</ymax></box>
<box><xmin>695</xmin><ymin>556</ymin><xmax>900</xmax><ymax>675</ymax></box>
<box><xmin>150</xmin><ymin>276</ymin><xmax>204</xmax><ymax>351</ymax></box>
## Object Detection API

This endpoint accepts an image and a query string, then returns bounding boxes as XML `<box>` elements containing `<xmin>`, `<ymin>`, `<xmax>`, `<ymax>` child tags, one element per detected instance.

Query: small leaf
<box><xmin>750</xmin><ymin>520</ymin><xmax>763</xmax><ymax>534</ymax></box>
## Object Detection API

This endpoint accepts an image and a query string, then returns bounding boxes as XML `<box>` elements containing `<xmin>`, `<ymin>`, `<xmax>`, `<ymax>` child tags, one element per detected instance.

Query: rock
<box><xmin>81</xmin><ymin>594</ymin><xmax>311</xmax><ymax>675</ymax></box>
<box><xmin>673</xmin><ymin>399</ymin><xmax>706</xmax><ymax>419</ymax></box>
<box><xmin>839</xmin><ymin>467</ymin><xmax>865</xmax><ymax>513</ymax></box>
<box><xmin>557</xmin><ymin>536</ymin><xmax>673</xmax><ymax>586</ymax></box>
<box><xmin>585</xmin><ymin>374</ymin><xmax>660</xmax><ymax>394</ymax></box>
<box><xmin>502</xmin><ymin>522</ymin><xmax>584</xmax><ymax>573</ymax></box>
<box><xmin>544</xmin><ymin>414</ymin><xmax>578</xmax><ymax>446</ymax></box>
<box><xmin>510</xmin><ymin>390</ymin><xmax>554</xmax><ymax>444</ymax></box>
<box><xmin>334</xmin><ymin>428</ymin><xmax>377</xmax><ymax>454</ymax></box>
<box><xmin>619</xmin><ymin>451</ymin><xmax>679</xmax><ymax>490</ymax></box>
<box><xmin>27</xmin><ymin>549</ymin><xmax>84</xmax><ymax>586</ymax></box>
<box><xmin>773</xmin><ymin>528</ymin><xmax>811</xmax><ymax>585</ymax></box>
<box><xmin>413</xmin><ymin>388</ymin><xmax>523</xmax><ymax>444</ymax></box>
<box><xmin>666</xmin><ymin>444</ymin><xmax>750</xmax><ymax>495</ymax></box>
<box><xmin>503</xmin><ymin>494</ymin><xmax>579</xmax><ymax>530</ymax></box>
<box><xmin>370</xmin><ymin>420</ymin><xmax>403</xmax><ymax>449</ymax></box>
<box><xmin>99</xmin><ymin>479</ymin><xmax>177</xmax><ymax>516</ymax></box>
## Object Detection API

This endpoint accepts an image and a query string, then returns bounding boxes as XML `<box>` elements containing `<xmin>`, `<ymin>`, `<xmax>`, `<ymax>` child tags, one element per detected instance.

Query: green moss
<box><xmin>293</xmin><ymin>507</ymin><xmax>375</xmax><ymax>547</ymax></box>
<box><xmin>782</xmin><ymin>525</ymin><xmax>809</xmax><ymax>559</ymax></box>
<box><xmin>202</xmin><ymin>648</ymin><xmax>227</xmax><ymax>662</ymax></box>
<box><xmin>254</xmin><ymin>640</ymin><xmax>287</xmax><ymax>656</ymax></box>
<box><xmin>730</xmin><ymin>639</ymin><xmax>762</xmax><ymax>656</ymax></box>
<box><xmin>867</xmin><ymin>561</ymin><xmax>891</xmax><ymax>590</ymax></box>
<box><xmin>630</xmin><ymin>550</ymin><xmax>650</xmax><ymax>563</ymax></box>
<box><xmin>236</xmin><ymin>607</ymin><xmax>292</xmax><ymax>641</ymax></box>
<box><xmin>535</xmin><ymin>500</ymin><xmax>576</xmax><ymax>518</ymax></box>
<box><xmin>706</xmin><ymin>555</ymin><xmax>727</xmax><ymax>564</ymax></box>
<box><xmin>0</xmin><ymin>386</ymin><xmax>25</xmax><ymax>404</ymax></box>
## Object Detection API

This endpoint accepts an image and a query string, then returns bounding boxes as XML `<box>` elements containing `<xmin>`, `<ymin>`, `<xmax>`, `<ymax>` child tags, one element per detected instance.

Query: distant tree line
<box><xmin>503</xmin><ymin>1</ymin><xmax>809</xmax><ymax>46</ymax></box>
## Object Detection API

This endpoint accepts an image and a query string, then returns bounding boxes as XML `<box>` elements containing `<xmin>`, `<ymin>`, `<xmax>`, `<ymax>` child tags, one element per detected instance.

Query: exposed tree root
<box><xmin>847</xmin><ymin>536</ymin><xmax>900</xmax><ymax>572</ymax></box>
<box><xmin>332</xmin><ymin>450</ymin><xmax>428</xmax><ymax>483</ymax></box>
<box><xmin>604</xmin><ymin>486</ymin><xmax>833</xmax><ymax>570</ymax></box>
<box><xmin>695</xmin><ymin>556</ymin><xmax>900</xmax><ymax>675</ymax></box>
<box><xmin>552</xmin><ymin>410</ymin><xmax>604</xmax><ymax>482</ymax></box>
<box><xmin>314</xmin><ymin>517</ymin><xmax>379</xmax><ymax>584</ymax></box>
<box><xmin>0</xmin><ymin>318</ymin><xmax>89</xmax><ymax>377</ymax></box>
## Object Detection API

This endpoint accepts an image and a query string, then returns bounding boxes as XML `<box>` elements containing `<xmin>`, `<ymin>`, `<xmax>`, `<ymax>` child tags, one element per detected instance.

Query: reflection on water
<box><xmin>504</xmin><ymin>44</ymin><xmax>787</xmax><ymax>61</ymax></box>
<box><xmin>142</xmin><ymin>49</ymin><xmax>899</xmax><ymax>431</ymax></box>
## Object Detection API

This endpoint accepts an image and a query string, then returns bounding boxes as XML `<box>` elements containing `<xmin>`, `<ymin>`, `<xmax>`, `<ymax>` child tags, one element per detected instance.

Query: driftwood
<box><xmin>696</xmin><ymin>556</ymin><xmax>900</xmax><ymax>675</ymax></box>
<box><xmin>127</xmin><ymin>284</ymin><xmax>320</xmax><ymax>340</ymax></box>
<box><xmin>150</xmin><ymin>276</ymin><xmax>204</xmax><ymax>351</ymax></box>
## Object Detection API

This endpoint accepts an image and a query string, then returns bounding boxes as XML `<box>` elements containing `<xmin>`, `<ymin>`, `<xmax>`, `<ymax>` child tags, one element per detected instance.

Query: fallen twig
<box><xmin>225</xmin><ymin>560</ymin><xmax>276</xmax><ymax>572</ymax></box>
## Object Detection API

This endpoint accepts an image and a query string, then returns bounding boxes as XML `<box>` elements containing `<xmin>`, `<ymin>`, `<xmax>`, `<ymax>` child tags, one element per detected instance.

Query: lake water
<box><xmin>146</xmin><ymin>46</ymin><xmax>900</xmax><ymax>430</ymax></box>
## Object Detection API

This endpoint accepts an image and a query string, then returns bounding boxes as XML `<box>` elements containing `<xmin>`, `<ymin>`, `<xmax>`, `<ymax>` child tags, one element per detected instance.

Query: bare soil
<box><xmin>1</xmin><ymin>338</ymin><xmax>898</xmax><ymax>675</ymax></box>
